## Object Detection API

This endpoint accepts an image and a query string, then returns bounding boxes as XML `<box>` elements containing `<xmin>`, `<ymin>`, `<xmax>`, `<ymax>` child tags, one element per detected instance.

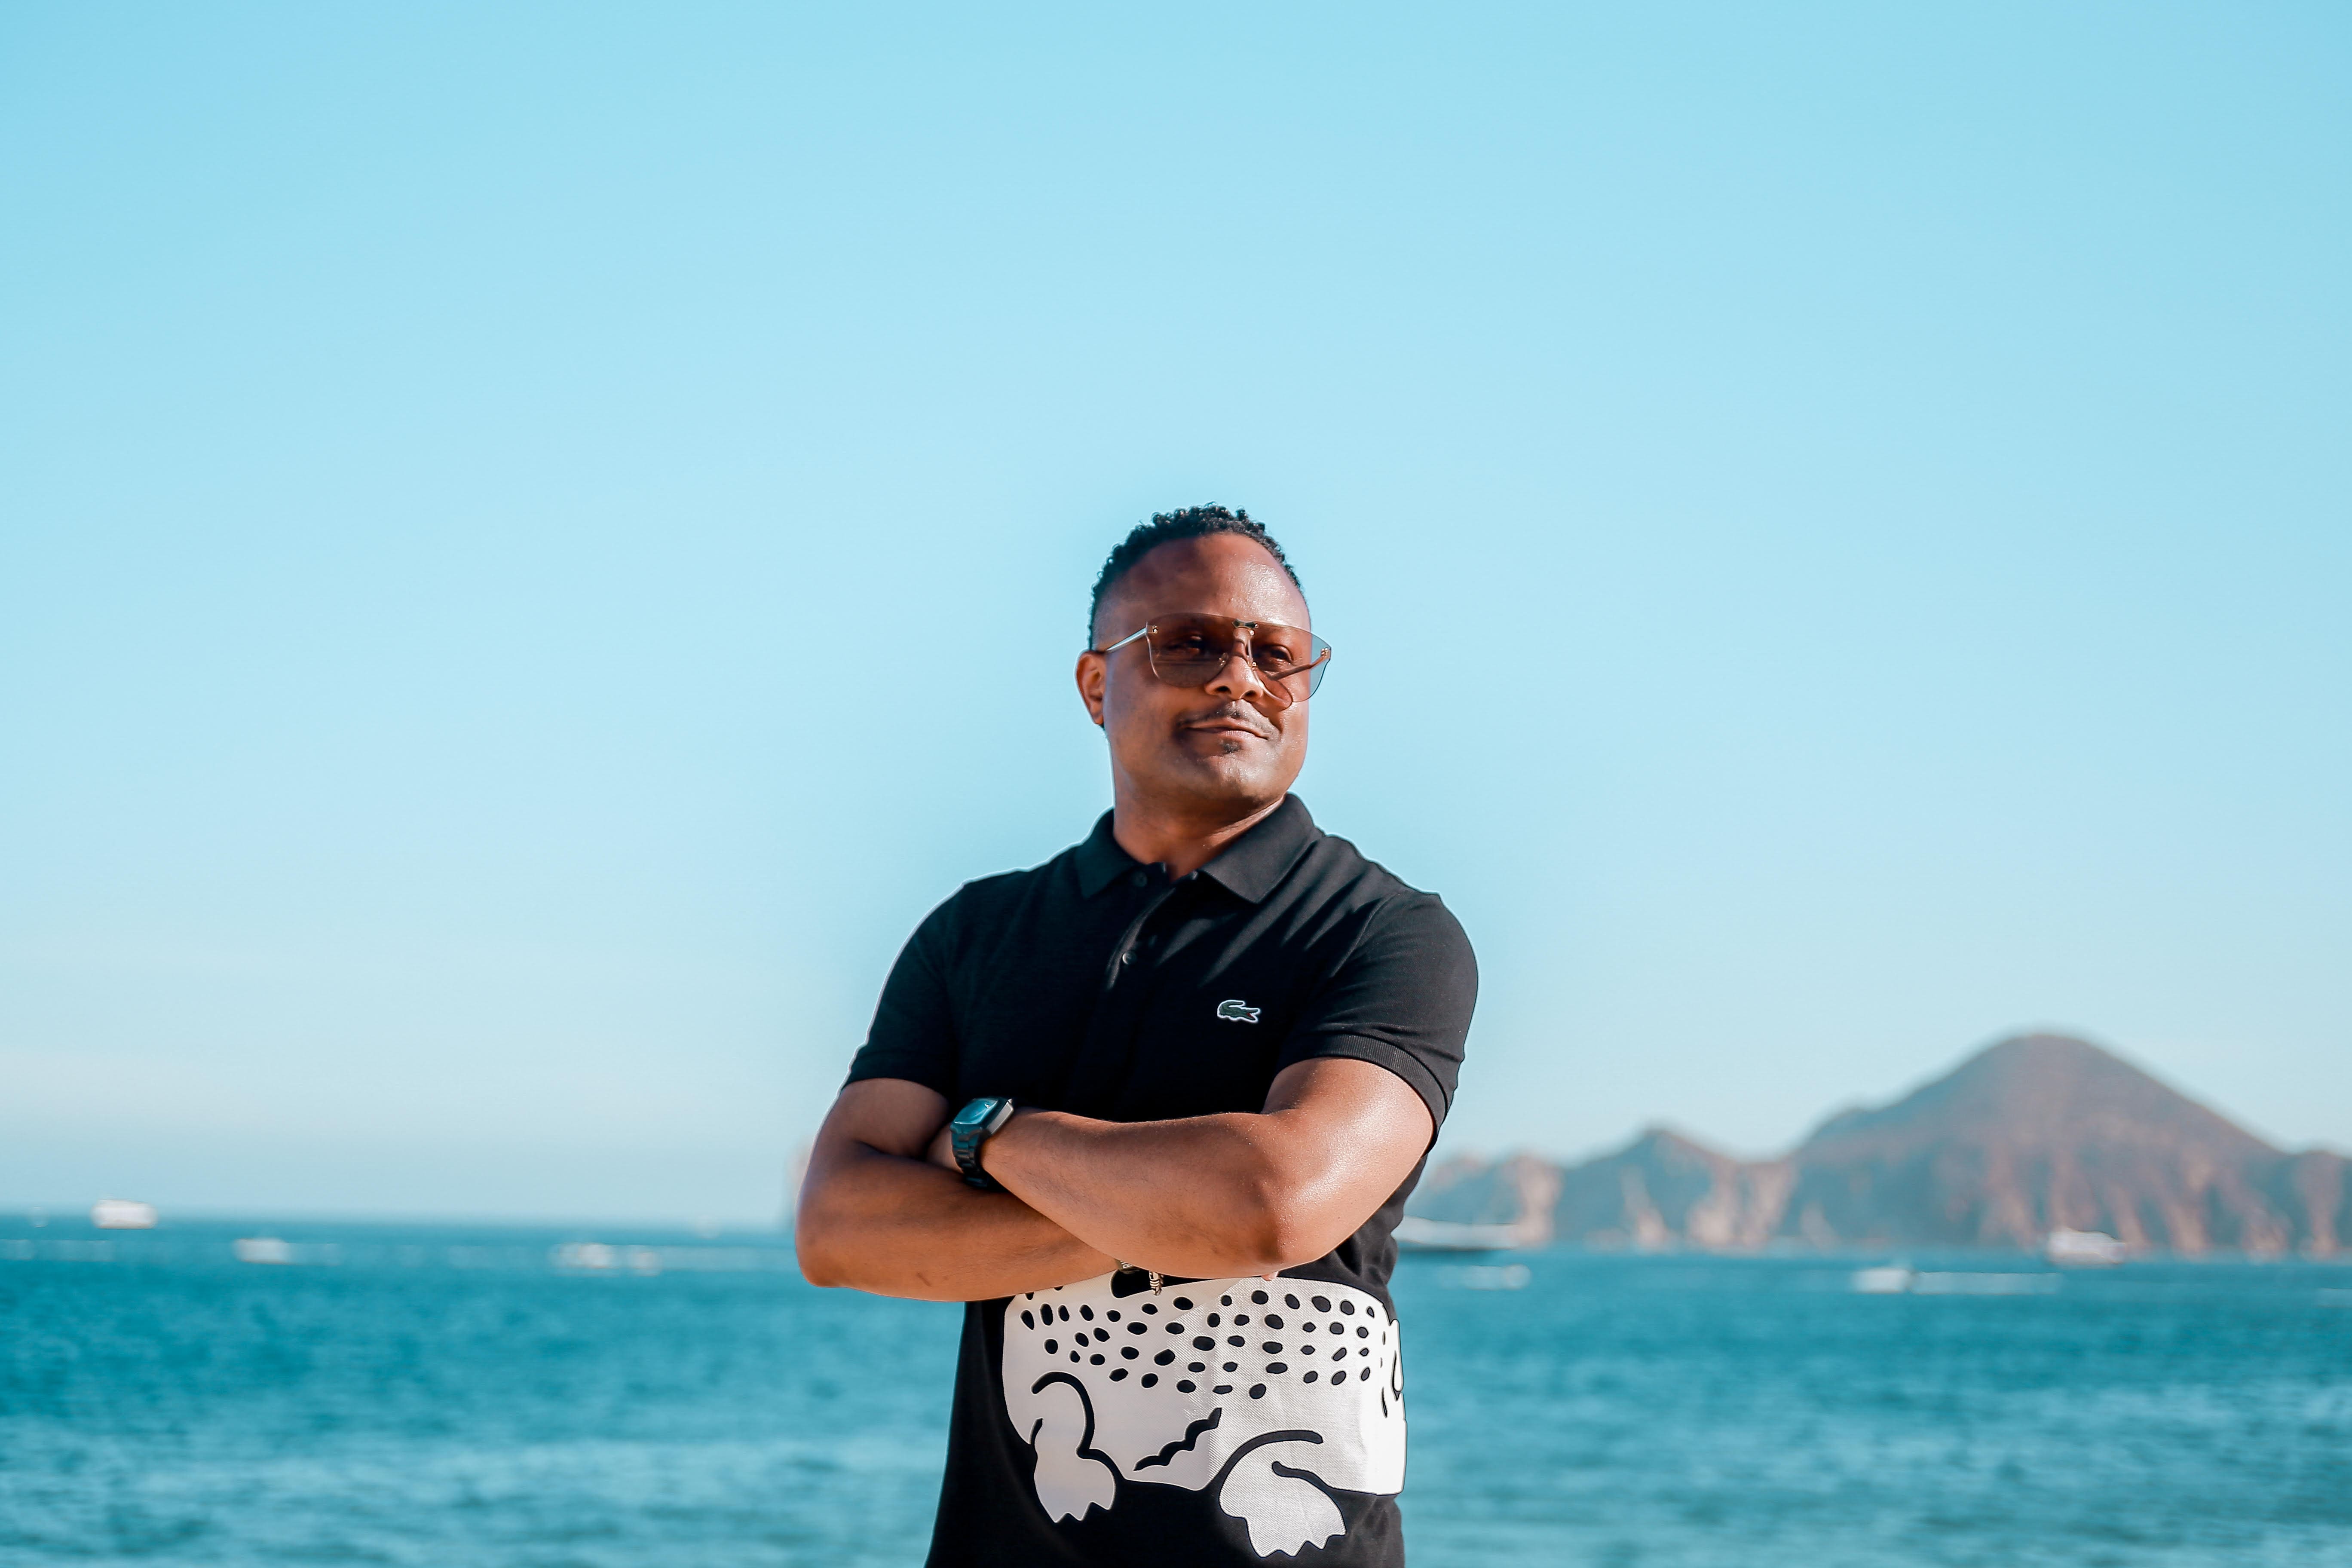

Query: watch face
<box><xmin>951</xmin><ymin>1098</ymin><xmax>999</xmax><ymax>1135</ymax></box>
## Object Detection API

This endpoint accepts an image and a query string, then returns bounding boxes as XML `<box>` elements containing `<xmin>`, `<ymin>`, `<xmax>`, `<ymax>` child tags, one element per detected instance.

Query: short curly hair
<box><xmin>1088</xmin><ymin>505</ymin><xmax>1305</xmax><ymax>643</ymax></box>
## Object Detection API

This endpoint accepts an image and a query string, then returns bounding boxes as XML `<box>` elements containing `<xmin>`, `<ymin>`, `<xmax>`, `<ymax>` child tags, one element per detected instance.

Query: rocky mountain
<box><xmin>1410</xmin><ymin>1033</ymin><xmax>2351</xmax><ymax>1256</ymax></box>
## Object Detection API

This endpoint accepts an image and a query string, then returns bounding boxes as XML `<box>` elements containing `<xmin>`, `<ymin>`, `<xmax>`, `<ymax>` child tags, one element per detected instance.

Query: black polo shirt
<box><xmin>846</xmin><ymin>795</ymin><xmax>1476</xmax><ymax>1568</ymax></box>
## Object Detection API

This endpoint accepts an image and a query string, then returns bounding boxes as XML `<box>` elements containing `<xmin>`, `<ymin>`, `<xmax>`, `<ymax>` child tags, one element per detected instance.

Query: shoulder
<box><xmin>908</xmin><ymin>845</ymin><xmax>1081</xmax><ymax>952</ymax></box>
<box><xmin>1286</xmin><ymin>834</ymin><xmax>1476</xmax><ymax>970</ymax></box>
<box><xmin>1272</xmin><ymin>835</ymin><xmax>1479</xmax><ymax>1119</ymax></box>
<box><xmin>1350</xmin><ymin>884</ymin><xmax>1476</xmax><ymax>988</ymax></box>
<box><xmin>1298</xmin><ymin>833</ymin><xmax>1470</xmax><ymax>931</ymax></box>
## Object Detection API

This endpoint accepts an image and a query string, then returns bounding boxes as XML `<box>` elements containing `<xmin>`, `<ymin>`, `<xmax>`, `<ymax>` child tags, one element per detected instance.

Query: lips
<box><xmin>1179</xmin><ymin>704</ymin><xmax>1277</xmax><ymax>743</ymax></box>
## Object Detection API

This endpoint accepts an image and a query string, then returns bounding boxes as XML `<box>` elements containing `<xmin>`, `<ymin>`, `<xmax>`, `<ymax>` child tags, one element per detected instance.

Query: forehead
<box><xmin>1099</xmin><ymin>534</ymin><xmax>1309</xmax><ymax>636</ymax></box>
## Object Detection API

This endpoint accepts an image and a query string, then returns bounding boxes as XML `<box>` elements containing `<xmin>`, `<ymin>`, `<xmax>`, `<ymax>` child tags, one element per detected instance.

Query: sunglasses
<box><xmin>1089</xmin><ymin>612</ymin><xmax>1333</xmax><ymax>709</ymax></box>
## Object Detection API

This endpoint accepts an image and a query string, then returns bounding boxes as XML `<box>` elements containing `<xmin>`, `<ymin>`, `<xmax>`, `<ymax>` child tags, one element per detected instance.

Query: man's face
<box><xmin>1078</xmin><ymin>534</ymin><xmax>1314</xmax><ymax>821</ymax></box>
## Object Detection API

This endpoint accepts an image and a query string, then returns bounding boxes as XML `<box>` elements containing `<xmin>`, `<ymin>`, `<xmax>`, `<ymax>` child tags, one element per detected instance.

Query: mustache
<box><xmin>1176</xmin><ymin>701</ymin><xmax>1280</xmax><ymax>740</ymax></box>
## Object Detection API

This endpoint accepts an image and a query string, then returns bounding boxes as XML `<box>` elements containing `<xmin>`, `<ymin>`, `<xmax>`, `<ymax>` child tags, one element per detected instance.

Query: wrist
<box><xmin>948</xmin><ymin>1096</ymin><xmax>1019</xmax><ymax>1191</ymax></box>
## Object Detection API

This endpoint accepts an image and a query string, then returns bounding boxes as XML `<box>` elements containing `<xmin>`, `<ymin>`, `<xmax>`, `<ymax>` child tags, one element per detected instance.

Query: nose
<box><xmin>1202</xmin><ymin>636</ymin><xmax>1277</xmax><ymax>707</ymax></box>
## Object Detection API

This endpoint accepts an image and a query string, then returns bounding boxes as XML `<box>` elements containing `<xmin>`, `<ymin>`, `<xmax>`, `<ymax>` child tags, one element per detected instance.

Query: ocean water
<box><xmin>3</xmin><ymin>1218</ymin><xmax>2348</xmax><ymax>1567</ymax></box>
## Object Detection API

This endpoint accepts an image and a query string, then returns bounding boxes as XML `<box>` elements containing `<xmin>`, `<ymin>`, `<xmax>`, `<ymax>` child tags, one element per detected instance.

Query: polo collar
<box><xmin>1197</xmin><ymin>795</ymin><xmax>1319</xmax><ymax>903</ymax></box>
<box><xmin>1074</xmin><ymin>812</ymin><xmax>1136</xmax><ymax>898</ymax></box>
<box><xmin>1072</xmin><ymin>795</ymin><xmax>1320</xmax><ymax>904</ymax></box>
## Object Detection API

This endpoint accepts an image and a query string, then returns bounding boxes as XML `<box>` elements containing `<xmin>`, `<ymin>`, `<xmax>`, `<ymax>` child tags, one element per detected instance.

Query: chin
<box><xmin>1166</xmin><ymin>758</ymin><xmax>1288</xmax><ymax>807</ymax></box>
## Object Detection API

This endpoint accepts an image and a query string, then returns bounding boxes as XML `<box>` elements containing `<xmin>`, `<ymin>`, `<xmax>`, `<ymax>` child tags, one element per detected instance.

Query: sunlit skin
<box><xmin>794</xmin><ymin>532</ymin><xmax>1433</xmax><ymax>1301</ymax></box>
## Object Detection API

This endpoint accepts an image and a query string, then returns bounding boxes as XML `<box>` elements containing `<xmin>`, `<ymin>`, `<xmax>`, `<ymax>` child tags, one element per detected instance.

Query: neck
<box><xmin>1109</xmin><ymin>791</ymin><xmax>1286</xmax><ymax>879</ymax></box>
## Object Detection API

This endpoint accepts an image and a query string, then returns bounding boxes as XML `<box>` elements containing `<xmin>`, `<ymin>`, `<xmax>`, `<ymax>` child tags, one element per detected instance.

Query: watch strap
<box><xmin>951</xmin><ymin>1096</ymin><xmax>1016</xmax><ymax>1191</ymax></box>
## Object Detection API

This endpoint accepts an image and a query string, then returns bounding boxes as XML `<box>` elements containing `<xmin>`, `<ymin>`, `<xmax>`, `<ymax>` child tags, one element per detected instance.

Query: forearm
<box><xmin>798</xmin><ymin>1060</ymin><xmax>1428</xmax><ymax>1297</ymax></box>
<box><xmin>795</xmin><ymin>1141</ymin><xmax>1116</xmax><ymax>1302</ymax></box>
<box><xmin>983</xmin><ymin>1109</ymin><xmax>1317</xmax><ymax>1279</ymax></box>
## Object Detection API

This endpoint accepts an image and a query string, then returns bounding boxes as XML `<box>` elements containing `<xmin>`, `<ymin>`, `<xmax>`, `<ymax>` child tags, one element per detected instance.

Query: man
<box><xmin>796</xmin><ymin>506</ymin><xmax>1477</xmax><ymax>1566</ymax></box>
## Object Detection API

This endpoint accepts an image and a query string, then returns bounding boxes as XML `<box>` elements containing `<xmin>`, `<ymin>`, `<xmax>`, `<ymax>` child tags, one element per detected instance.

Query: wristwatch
<box><xmin>949</xmin><ymin>1096</ymin><xmax>1018</xmax><ymax>1191</ymax></box>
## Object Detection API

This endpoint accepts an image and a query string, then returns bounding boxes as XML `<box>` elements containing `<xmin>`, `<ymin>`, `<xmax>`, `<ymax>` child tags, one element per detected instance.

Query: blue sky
<box><xmin>3</xmin><ymin>3</ymin><xmax>2346</xmax><ymax>1222</ymax></box>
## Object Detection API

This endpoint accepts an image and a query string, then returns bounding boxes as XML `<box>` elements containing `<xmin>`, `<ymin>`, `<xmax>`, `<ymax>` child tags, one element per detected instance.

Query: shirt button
<box><xmin>1120</xmin><ymin>951</ymin><xmax>1136</xmax><ymax>965</ymax></box>
<box><xmin>1130</xmin><ymin>871</ymin><xmax>1150</xmax><ymax>888</ymax></box>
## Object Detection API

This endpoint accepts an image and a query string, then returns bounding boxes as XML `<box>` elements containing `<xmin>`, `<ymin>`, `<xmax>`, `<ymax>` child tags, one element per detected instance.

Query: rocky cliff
<box><xmin>1410</xmin><ymin>1033</ymin><xmax>2352</xmax><ymax>1256</ymax></box>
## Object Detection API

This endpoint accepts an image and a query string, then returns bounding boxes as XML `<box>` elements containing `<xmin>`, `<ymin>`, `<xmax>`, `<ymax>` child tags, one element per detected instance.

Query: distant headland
<box><xmin>1410</xmin><ymin>1034</ymin><xmax>2350</xmax><ymax>1257</ymax></box>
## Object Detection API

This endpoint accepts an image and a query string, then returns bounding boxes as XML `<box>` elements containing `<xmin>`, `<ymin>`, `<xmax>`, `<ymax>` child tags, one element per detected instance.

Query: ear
<box><xmin>1075</xmin><ymin>651</ymin><xmax>1108</xmax><ymax>729</ymax></box>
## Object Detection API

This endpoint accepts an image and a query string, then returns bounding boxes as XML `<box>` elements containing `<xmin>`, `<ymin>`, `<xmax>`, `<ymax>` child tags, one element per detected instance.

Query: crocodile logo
<box><xmin>1004</xmin><ymin>1272</ymin><xmax>1405</xmax><ymax>1557</ymax></box>
<box><xmin>1215</xmin><ymin>999</ymin><xmax>1260</xmax><ymax>1023</ymax></box>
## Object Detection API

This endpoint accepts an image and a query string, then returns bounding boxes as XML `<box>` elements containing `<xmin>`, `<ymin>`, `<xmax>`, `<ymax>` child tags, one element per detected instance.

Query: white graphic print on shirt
<box><xmin>1001</xmin><ymin>1272</ymin><xmax>1406</xmax><ymax>1558</ymax></box>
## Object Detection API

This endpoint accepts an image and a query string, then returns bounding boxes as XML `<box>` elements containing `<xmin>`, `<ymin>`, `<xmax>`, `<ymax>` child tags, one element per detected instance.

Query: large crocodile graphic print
<box><xmin>1002</xmin><ymin>1271</ymin><xmax>1406</xmax><ymax>1558</ymax></box>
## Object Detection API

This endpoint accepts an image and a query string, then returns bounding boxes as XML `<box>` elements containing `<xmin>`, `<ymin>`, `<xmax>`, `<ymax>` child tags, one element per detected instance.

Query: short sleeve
<box><xmin>1276</xmin><ymin>893</ymin><xmax>1477</xmax><ymax>1130</ymax></box>
<box><xmin>844</xmin><ymin>897</ymin><xmax>961</xmax><ymax>1098</ymax></box>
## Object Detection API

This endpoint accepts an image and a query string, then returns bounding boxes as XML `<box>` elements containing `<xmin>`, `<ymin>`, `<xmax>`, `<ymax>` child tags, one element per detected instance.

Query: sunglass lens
<box><xmin>1141</xmin><ymin>616</ymin><xmax>1329</xmax><ymax>704</ymax></box>
<box><xmin>1246</xmin><ymin>624</ymin><xmax>1328</xmax><ymax>703</ymax></box>
<box><xmin>1142</xmin><ymin>616</ymin><xmax>1229</xmax><ymax>683</ymax></box>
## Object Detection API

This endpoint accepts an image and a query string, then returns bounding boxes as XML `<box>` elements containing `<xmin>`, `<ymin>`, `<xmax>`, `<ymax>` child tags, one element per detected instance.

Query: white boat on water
<box><xmin>1393</xmin><ymin>1216</ymin><xmax>1531</xmax><ymax>1253</ymax></box>
<box><xmin>1852</xmin><ymin>1263</ymin><xmax>2061</xmax><ymax>1295</ymax></box>
<box><xmin>1851</xmin><ymin>1264</ymin><xmax>1916</xmax><ymax>1293</ymax></box>
<box><xmin>91</xmin><ymin>1198</ymin><xmax>157</xmax><ymax>1229</ymax></box>
<box><xmin>2046</xmin><ymin>1227</ymin><xmax>2128</xmax><ymax>1266</ymax></box>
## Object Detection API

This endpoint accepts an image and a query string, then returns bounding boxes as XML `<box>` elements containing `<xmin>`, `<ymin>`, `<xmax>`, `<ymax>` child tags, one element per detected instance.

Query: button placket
<box><xmin>1101</xmin><ymin>876</ymin><xmax>1179</xmax><ymax>993</ymax></box>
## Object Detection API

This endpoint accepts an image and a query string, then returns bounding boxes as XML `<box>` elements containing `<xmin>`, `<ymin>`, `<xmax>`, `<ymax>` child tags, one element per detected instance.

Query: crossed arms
<box><xmin>793</xmin><ymin>1058</ymin><xmax>1434</xmax><ymax>1302</ymax></box>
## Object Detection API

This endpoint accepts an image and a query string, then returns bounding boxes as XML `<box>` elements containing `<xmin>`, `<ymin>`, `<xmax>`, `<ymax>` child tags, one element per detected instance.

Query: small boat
<box><xmin>90</xmin><ymin>1198</ymin><xmax>157</xmax><ymax>1229</ymax></box>
<box><xmin>1851</xmin><ymin>1264</ymin><xmax>1916</xmax><ymax>1294</ymax></box>
<box><xmin>2045</xmin><ymin>1228</ymin><xmax>2127</xmax><ymax>1266</ymax></box>
<box><xmin>233</xmin><ymin>1237</ymin><xmax>294</xmax><ymax>1265</ymax></box>
<box><xmin>1393</xmin><ymin>1216</ymin><xmax>1530</xmax><ymax>1253</ymax></box>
